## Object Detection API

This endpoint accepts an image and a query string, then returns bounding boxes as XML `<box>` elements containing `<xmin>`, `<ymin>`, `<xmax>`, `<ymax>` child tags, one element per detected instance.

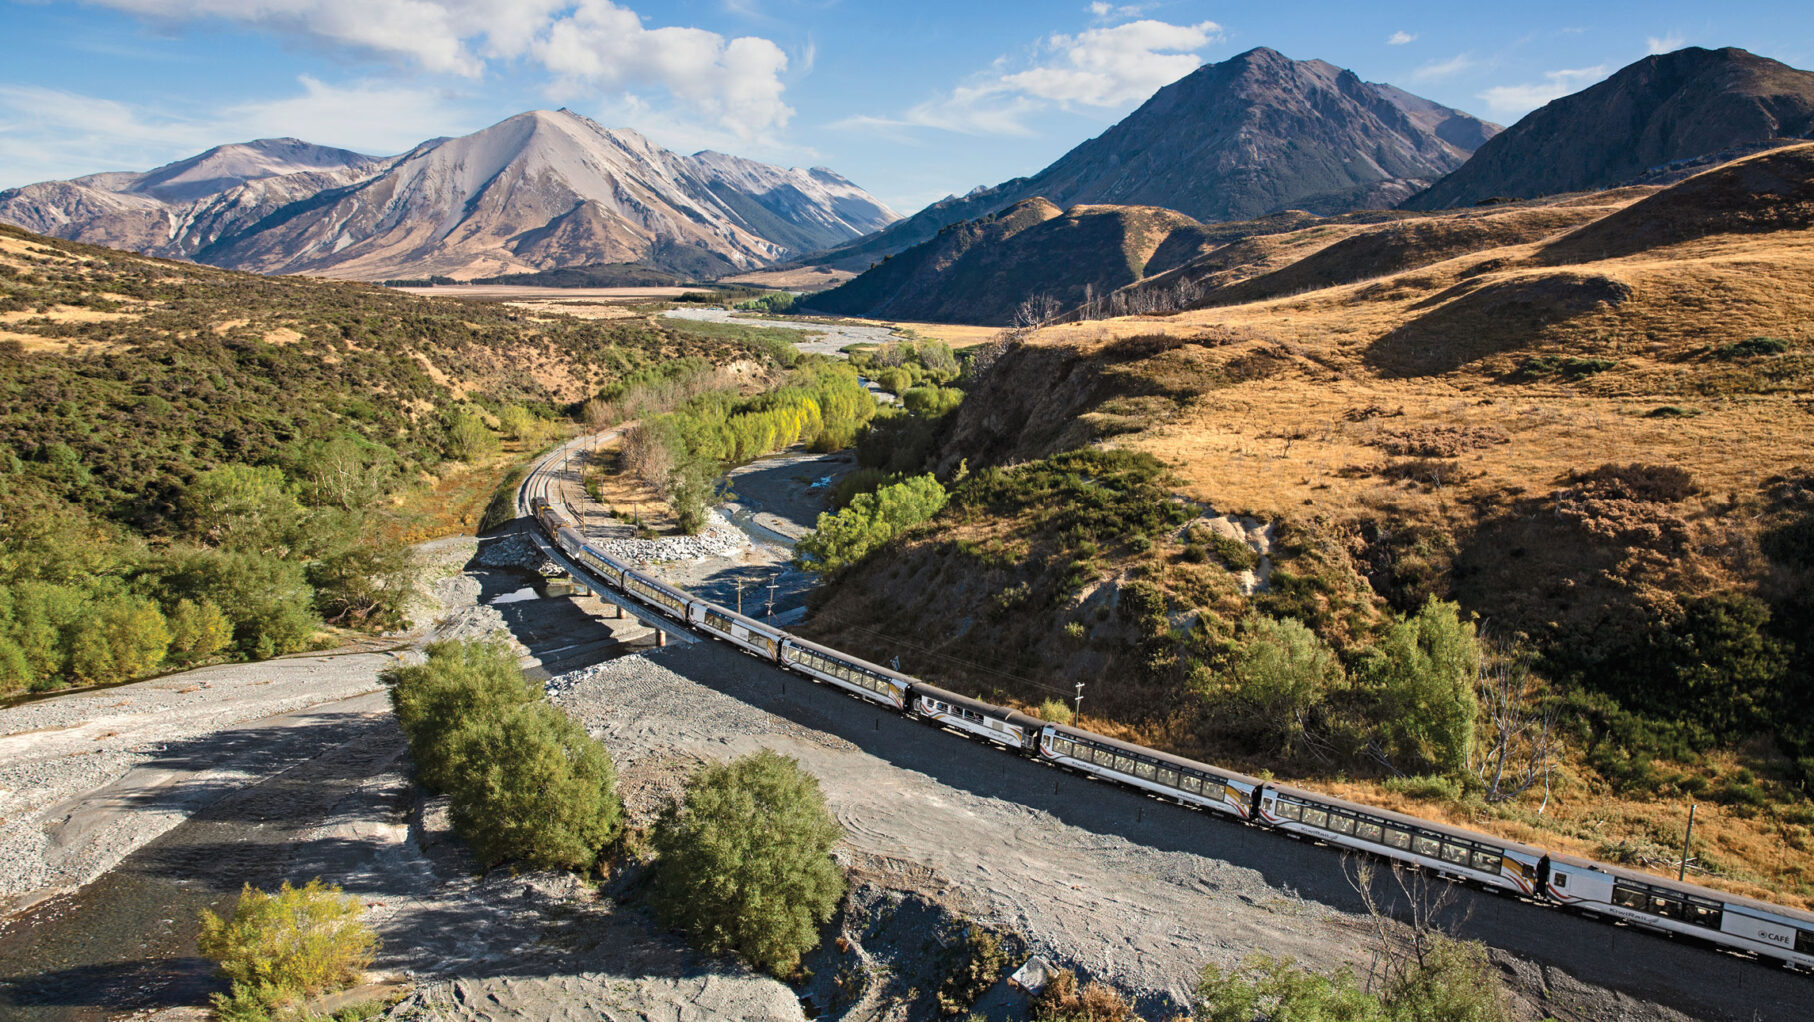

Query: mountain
<box><xmin>804</xmin><ymin>199</ymin><xmax>1216</xmax><ymax>325</ymax></box>
<box><xmin>797</xmin><ymin>47</ymin><xmax>1498</xmax><ymax>272</ymax></box>
<box><xmin>0</xmin><ymin>110</ymin><xmax>898</xmax><ymax>281</ymax></box>
<box><xmin>1404</xmin><ymin>47</ymin><xmax>1814</xmax><ymax>210</ymax></box>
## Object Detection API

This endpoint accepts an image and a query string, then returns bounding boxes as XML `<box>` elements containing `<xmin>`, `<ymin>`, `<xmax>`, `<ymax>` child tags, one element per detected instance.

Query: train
<box><xmin>530</xmin><ymin>496</ymin><xmax>1814</xmax><ymax>971</ymax></box>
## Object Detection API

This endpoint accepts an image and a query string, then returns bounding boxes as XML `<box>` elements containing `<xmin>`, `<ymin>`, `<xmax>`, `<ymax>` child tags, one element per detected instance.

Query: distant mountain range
<box><xmin>811</xmin><ymin>45</ymin><xmax>1814</xmax><ymax>325</ymax></box>
<box><xmin>1405</xmin><ymin>47</ymin><xmax>1814</xmax><ymax>210</ymax></box>
<box><xmin>796</xmin><ymin>47</ymin><xmax>1499</xmax><ymax>273</ymax></box>
<box><xmin>0</xmin><ymin>109</ymin><xmax>899</xmax><ymax>281</ymax></box>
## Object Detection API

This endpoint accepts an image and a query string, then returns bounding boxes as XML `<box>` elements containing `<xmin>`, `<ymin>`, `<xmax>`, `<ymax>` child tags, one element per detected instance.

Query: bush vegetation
<box><xmin>1193</xmin><ymin>937</ymin><xmax>1508</xmax><ymax>1022</ymax></box>
<box><xmin>619</xmin><ymin>361</ymin><xmax>877</xmax><ymax>532</ymax></box>
<box><xmin>649</xmin><ymin>749</ymin><xmax>845</xmax><ymax>976</ymax></box>
<box><xmin>197</xmin><ymin>878</ymin><xmax>379</xmax><ymax>1021</ymax></box>
<box><xmin>384</xmin><ymin>640</ymin><xmax>621</xmax><ymax>870</ymax></box>
<box><xmin>796</xmin><ymin>474</ymin><xmax>949</xmax><ymax>573</ymax></box>
<box><xmin>0</xmin><ymin>225</ymin><xmax>797</xmax><ymax>696</ymax></box>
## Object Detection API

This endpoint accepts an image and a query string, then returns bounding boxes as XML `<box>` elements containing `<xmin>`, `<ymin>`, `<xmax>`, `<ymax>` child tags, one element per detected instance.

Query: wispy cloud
<box><xmin>0</xmin><ymin>77</ymin><xmax>477</xmax><ymax>187</ymax></box>
<box><xmin>840</xmin><ymin>15</ymin><xmax>1220</xmax><ymax>137</ymax></box>
<box><xmin>1478</xmin><ymin>65</ymin><xmax>1609</xmax><ymax>115</ymax></box>
<box><xmin>1411</xmin><ymin>53</ymin><xmax>1475</xmax><ymax>80</ymax></box>
<box><xmin>1647</xmin><ymin>31</ymin><xmax>1687</xmax><ymax>54</ymax></box>
<box><xmin>1387</xmin><ymin>30</ymin><xmax>1417</xmax><ymax>46</ymax></box>
<box><xmin>78</xmin><ymin>1</ymin><xmax>796</xmax><ymax>139</ymax></box>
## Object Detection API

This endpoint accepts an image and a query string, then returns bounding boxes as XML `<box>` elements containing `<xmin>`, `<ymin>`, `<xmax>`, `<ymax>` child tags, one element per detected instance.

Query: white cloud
<box><xmin>1648</xmin><ymin>31</ymin><xmax>1687</xmax><ymax>54</ymax></box>
<box><xmin>1410</xmin><ymin>53</ymin><xmax>1475</xmax><ymax>80</ymax></box>
<box><xmin>843</xmin><ymin>16</ymin><xmax>1219</xmax><ymax>137</ymax></box>
<box><xmin>0</xmin><ymin>77</ymin><xmax>477</xmax><ymax>188</ymax></box>
<box><xmin>534</xmin><ymin>1</ymin><xmax>792</xmax><ymax>137</ymax></box>
<box><xmin>79</xmin><ymin>1</ymin><xmax>793</xmax><ymax>139</ymax></box>
<box><xmin>1387</xmin><ymin>30</ymin><xmax>1417</xmax><ymax>46</ymax></box>
<box><xmin>1478</xmin><ymin>65</ymin><xmax>1609</xmax><ymax>115</ymax></box>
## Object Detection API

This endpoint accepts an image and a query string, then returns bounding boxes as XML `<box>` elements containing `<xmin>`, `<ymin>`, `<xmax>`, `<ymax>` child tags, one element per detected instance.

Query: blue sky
<box><xmin>2</xmin><ymin>1</ymin><xmax>1809</xmax><ymax>213</ymax></box>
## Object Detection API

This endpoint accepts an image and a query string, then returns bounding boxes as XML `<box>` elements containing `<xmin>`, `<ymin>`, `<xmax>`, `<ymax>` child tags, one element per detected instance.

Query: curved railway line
<box><xmin>516</xmin><ymin>434</ymin><xmax>1814</xmax><ymax>977</ymax></box>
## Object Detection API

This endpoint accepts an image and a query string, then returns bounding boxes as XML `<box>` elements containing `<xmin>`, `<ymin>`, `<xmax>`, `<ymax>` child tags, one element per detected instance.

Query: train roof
<box><xmin>1046</xmin><ymin>722</ymin><xmax>1266</xmax><ymax>788</ymax></box>
<box><xmin>1547</xmin><ymin>851</ymin><xmax>1814</xmax><ymax>926</ymax></box>
<box><xmin>911</xmin><ymin>682</ymin><xmax>1045</xmax><ymax>730</ymax></box>
<box><xmin>780</xmin><ymin>632</ymin><xmax>918</xmax><ymax>687</ymax></box>
<box><xmin>1266</xmin><ymin>781</ymin><xmax>1548</xmax><ymax>858</ymax></box>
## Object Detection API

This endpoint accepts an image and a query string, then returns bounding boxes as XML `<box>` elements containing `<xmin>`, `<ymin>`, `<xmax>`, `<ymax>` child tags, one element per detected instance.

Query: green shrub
<box><xmin>1356</xmin><ymin>600</ymin><xmax>1479</xmax><ymax>776</ymax></box>
<box><xmin>445</xmin><ymin>700</ymin><xmax>623</xmax><ymax>870</ymax></box>
<box><xmin>1381</xmin><ymin>774</ymin><xmax>1466</xmax><ymax>803</ymax></box>
<box><xmin>1226</xmin><ymin>616</ymin><xmax>1344</xmax><ymax>755</ymax></box>
<box><xmin>384</xmin><ymin>639</ymin><xmax>538</xmax><ymax>793</ymax></box>
<box><xmin>386</xmin><ymin>640</ymin><xmax>621</xmax><ymax>870</ymax></box>
<box><xmin>902</xmin><ymin>385</ymin><xmax>964</xmax><ymax>418</ymax></box>
<box><xmin>166</xmin><ymin>597</ymin><xmax>233</xmax><ymax>665</ymax></box>
<box><xmin>197</xmin><ymin>878</ymin><xmax>378</xmax><ymax>1020</ymax></box>
<box><xmin>796</xmin><ymin>474</ymin><xmax>948</xmax><ymax>573</ymax></box>
<box><xmin>1712</xmin><ymin>336</ymin><xmax>1790</xmax><ymax>359</ymax></box>
<box><xmin>1382</xmin><ymin>935</ymin><xmax>1510</xmax><ymax>1022</ymax></box>
<box><xmin>875</xmin><ymin>367</ymin><xmax>912</xmax><ymax>394</ymax></box>
<box><xmin>1037</xmin><ymin>698</ymin><xmax>1075</xmax><ymax>725</ymax></box>
<box><xmin>650</xmin><ymin>749</ymin><xmax>845</xmax><ymax>976</ymax></box>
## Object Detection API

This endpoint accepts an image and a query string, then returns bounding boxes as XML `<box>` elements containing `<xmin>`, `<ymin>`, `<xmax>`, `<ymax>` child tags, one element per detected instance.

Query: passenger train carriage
<box><xmin>912</xmin><ymin>683</ymin><xmax>1042</xmax><ymax>751</ymax></box>
<box><xmin>526</xmin><ymin>488</ymin><xmax>1814</xmax><ymax>973</ymax></box>
<box><xmin>1040</xmin><ymin>724</ymin><xmax>1260</xmax><ymax>821</ymax></box>
<box><xmin>691</xmin><ymin>602</ymin><xmax>783</xmax><ymax>660</ymax></box>
<box><xmin>1545</xmin><ymin>853</ymin><xmax>1814</xmax><ymax>967</ymax></box>
<box><xmin>1259</xmin><ymin>784</ymin><xmax>1544</xmax><ymax>895</ymax></box>
<box><xmin>779</xmin><ymin>634</ymin><xmax>911</xmax><ymax>710</ymax></box>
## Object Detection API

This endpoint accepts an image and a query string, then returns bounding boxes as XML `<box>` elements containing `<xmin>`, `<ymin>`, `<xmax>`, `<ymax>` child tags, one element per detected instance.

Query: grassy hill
<box><xmin>801</xmin><ymin>144</ymin><xmax>1814</xmax><ymax>906</ymax></box>
<box><xmin>0</xmin><ymin>225</ymin><xmax>791</xmax><ymax>694</ymax></box>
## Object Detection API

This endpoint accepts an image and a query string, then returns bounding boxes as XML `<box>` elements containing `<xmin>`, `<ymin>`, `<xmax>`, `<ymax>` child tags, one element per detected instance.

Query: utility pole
<box><xmin>1679</xmin><ymin>802</ymin><xmax>1698</xmax><ymax>881</ymax></box>
<box><xmin>766</xmin><ymin>579</ymin><xmax>779</xmax><ymax>622</ymax></box>
<box><xmin>1073</xmin><ymin>681</ymin><xmax>1085</xmax><ymax>726</ymax></box>
<box><xmin>734</xmin><ymin>576</ymin><xmax>746</xmax><ymax>615</ymax></box>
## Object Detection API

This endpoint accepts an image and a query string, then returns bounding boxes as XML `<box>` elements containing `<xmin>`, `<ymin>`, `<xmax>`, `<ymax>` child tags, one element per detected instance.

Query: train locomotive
<box><xmin>529</xmin><ymin>496</ymin><xmax>1814</xmax><ymax>971</ymax></box>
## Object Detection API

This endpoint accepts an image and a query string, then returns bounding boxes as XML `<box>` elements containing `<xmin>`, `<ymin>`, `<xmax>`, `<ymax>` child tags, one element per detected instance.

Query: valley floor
<box><xmin>1</xmin><ymin>522</ymin><xmax>1807</xmax><ymax>1021</ymax></box>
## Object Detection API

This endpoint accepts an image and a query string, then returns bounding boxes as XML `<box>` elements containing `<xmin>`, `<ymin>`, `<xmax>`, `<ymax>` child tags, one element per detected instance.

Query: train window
<box><xmin>1413</xmin><ymin>835</ymin><xmax>1442</xmax><ymax>858</ymax></box>
<box><xmin>1113</xmin><ymin>754</ymin><xmax>1135</xmax><ymax>774</ymax></box>
<box><xmin>1302</xmin><ymin>808</ymin><xmax>1328</xmax><ymax>828</ymax></box>
<box><xmin>1180</xmin><ymin>774</ymin><xmax>1202</xmax><ymax>794</ymax></box>
<box><xmin>1383</xmin><ymin>828</ymin><xmax>1412</xmax><ymax>850</ymax></box>
<box><xmin>1684</xmin><ymin>902</ymin><xmax>1720</xmax><ymax>929</ymax></box>
<box><xmin>1797</xmin><ymin>928</ymin><xmax>1814</xmax><ymax>956</ymax></box>
<box><xmin>1472</xmin><ymin>851</ymin><xmax>1503</xmax><ymax>873</ymax></box>
<box><xmin>1052</xmin><ymin>738</ymin><xmax>1072</xmax><ymax>756</ymax></box>
<box><xmin>1611</xmin><ymin>886</ymin><xmax>1646</xmax><ymax>911</ymax></box>
<box><xmin>1551</xmin><ymin>873</ymin><xmax>1568</xmax><ymax>889</ymax></box>
<box><xmin>1441</xmin><ymin>844</ymin><xmax>1470</xmax><ymax>866</ymax></box>
<box><xmin>1355</xmin><ymin>820</ymin><xmax>1383</xmax><ymax>843</ymax></box>
<box><xmin>1203</xmin><ymin>780</ymin><xmax>1226</xmax><ymax>802</ymax></box>
<box><xmin>1328</xmin><ymin>814</ymin><xmax>1356</xmax><ymax>835</ymax></box>
<box><xmin>1156</xmin><ymin>767</ymin><xmax>1178</xmax><ymax>787</ymax></box>
<box><xmin>1650</xmin><ymin>896</ymin><xmax>1683</xmax><ymax>920</ymax></box>
<box><xmin>1134</xmin><ymin>760</ymin><xmax>1156</xmax><ymax>780</ymax></box>
<box><xmin>1271</xmin><ymin>799</ymin><xmax>1299</xmax><ymax>820</ymax></box>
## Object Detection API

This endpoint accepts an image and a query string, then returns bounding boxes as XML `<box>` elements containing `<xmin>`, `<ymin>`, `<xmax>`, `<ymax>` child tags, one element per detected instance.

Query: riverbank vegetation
<box><xmin>650</xmin><ymin>749</ymin><xmax>846</xmax><ymax>976</ymax></box>
<box><xmin>385</xmin><ymin>640</ymin><xmax>622</xmax><ymax>871</ymax></box>
<box><xmin>197</xmin><ymin>878</ymin><xmax>380</xmax><ymax>1022</ymax></box>
<box><xmin>0</xmin><ymin>225</ymin><xmax>797</xmax><ymax>696</ymax></box>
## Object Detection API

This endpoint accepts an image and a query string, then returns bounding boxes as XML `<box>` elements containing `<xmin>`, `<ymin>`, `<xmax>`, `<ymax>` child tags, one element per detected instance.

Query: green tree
<box><xmin>1359</xmin><ymin>600</ymin><xmax>1480</xmax><ymax>775</ymax></box>
<box><xmin>197</xmin><ymin>878</ymin><xmax>378</xmax><ymax>1020</ymax></box>
<box><xmin>875</xmin><ymin>367</ymin><xmax>911</xmax><ymax>395</ymax></box>
<box><xmin>495</xmin><ymin>403</ymin><xmax>535</xmax><ymax>441</ymax></box>
<box><xmin>796</xmin><ymin>474</ymin><xmax>948</xmax><ymax>573</ymax></box>
<box><xmin>902</xmin><ymin>385</ymin><xmax>964</xmax><ymax>418</ymax></box>
<box><xmin>1228</xmin><ymin>616</ymin><xmax>1345</xmax><ymax>755</ymax></box>
<box><xmin>384</xmin><ymin>638</ymin><xmax>538</xmax><ymax>793</ymax></box>
<box><xmin>444</xmin><ymin>700</ymin><xmax>623</xmax><ymax>870</ymax></box>
<box><xmin>445</xmin><ymin>407</ymin><xmax>498</xmax><ymax>461</ymax></box>
<box><xmin>307</xmin><ymin>535</ymin><xmax>420</xmax><ymax>630</ymax></box>
<box><xmin>180</xmin><ymin>464</ymin><xmax>304</xmax><ymax>554</ymax></box>
<box><xmin>69</xmin><ymin>595</ymin><xmax>171</xmax><ymax>684</ymax></box>
<box><xmin>650</xmin><ymin>749</ymin><xmax>846</xmax><ymax>975</ymax></box>
<box><xmin>1383</xmin><ymin>936</ymin><xmax>1509</xmax><ymax>1022</ymax></box>
<box><xmin>165</xmin><ymin>597</ymin><xmax>233</xmax><ymax>665</ymax></box>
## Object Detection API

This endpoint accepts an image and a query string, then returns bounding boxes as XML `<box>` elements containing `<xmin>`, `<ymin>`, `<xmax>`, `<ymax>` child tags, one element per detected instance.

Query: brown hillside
<box><xmin>804</xmin><ymin>149</ymin><xmax>1814</xmax><ymax>907</ymax></box>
